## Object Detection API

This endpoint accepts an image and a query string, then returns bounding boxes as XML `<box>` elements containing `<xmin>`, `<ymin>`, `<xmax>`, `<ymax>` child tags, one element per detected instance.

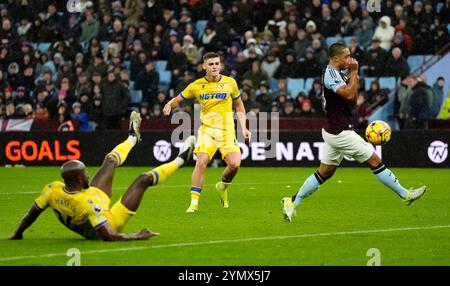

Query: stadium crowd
<box><xmin>0</xmin><ymin>0</ymin><xmax>449</xmax><ymax>130</ymax></box>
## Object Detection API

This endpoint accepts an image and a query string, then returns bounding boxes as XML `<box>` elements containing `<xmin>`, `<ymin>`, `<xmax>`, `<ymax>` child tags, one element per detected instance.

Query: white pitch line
<box><xmin>1</xmin><ymin>224</ymin><xmax>449</xmax><ymax>262</ymax></box>
<box><xmin>0</xmin><ymin>181</ymin><xmax>301</xmax><ymax>196</ymax></box>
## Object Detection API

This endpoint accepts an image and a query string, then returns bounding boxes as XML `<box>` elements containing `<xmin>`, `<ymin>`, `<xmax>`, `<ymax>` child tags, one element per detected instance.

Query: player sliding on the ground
<box><xmin>10</xmin><ymin>111</ymin><xmax>196</xmax><ymax>241</ymax></box>
<box><xmin>163</xmin><ymin>52</ymin><xmax>251</xmax><ymax>213</ymax></box>
<box><xmin>282</xmin><ymin>43</ymin><xmax>426</xmax><ymax>222</ymax></box>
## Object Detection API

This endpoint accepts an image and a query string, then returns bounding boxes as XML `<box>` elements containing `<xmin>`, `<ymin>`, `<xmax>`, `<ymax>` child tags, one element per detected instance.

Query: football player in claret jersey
<box><xmin>163</xmin><ymin>52</ymin><xmax>251</xmax><ymax>213</ymax></box>
<box><xmin>281</xmin><ymin>43</ymin><xmax>426</xmax><ymax>222</ymax></box>
<box><xmin>10</xmin><ymin>111</ymin><xmax>196</xmax><ymax>241</ymax></box>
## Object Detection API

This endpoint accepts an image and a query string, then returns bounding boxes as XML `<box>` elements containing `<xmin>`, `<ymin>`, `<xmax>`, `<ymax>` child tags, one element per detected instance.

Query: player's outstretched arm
<box><xmin>233</xmin><ymin>97</ymin><xmax>251</xmax><ymax>141</ymax></box>
<box><xmin>96</xmin><ymin>223</ymin><xmax>160</xmax><ymax>241</ymax></box>
<box><xmin>9</xmin><ymin>203</ymin><xmax>44</xmax><ymax>240</ymax></box>
<box><xmin>163</xmin><ymin>95</ymin><xmax>185</xmax><ymax>116</ymax></box>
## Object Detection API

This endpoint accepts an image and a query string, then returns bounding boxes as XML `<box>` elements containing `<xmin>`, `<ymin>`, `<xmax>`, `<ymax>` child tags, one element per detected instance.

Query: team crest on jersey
<box><xmin>93</xmin><ymin>204</ymin><xmax>102</xmax><ymax>214</ymax></box>
<box><xmin>219</xmin><ymin>83</ymin><xmax>224</xmax><ymax>89</ymax></box>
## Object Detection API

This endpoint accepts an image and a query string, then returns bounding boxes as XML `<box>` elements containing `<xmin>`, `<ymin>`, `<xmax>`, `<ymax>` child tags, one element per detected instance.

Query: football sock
<box><xmin>219</xmin><ymin>177</ymin><xmax>232</xmax><ymax>190</ymax></box>
<box><xmin>372</xmin><ymin>163</ymin><xmax>407</xmax><ymax>199</ymax></box>
<box><xmin>190</xmin><ymin>186</ymin><xmax>201</xmax><ymax>206</ymax></box>
<box><xmin>146</xmin><ymin>160</ymin><xmax>179</xmax><ymax>186</ymax></box>
<box><xmin>106</xmin><ymin>136</ymin><xmax>136</xmax><ymax>167</ymax></box>
<box><xmin>292</xmin><ymin>171</ymin><xmax>326</xmax><ymax>206</ymax></box>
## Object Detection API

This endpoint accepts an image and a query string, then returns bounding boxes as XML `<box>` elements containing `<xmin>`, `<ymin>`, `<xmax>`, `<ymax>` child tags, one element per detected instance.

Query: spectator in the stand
<box><xmin>297</xmin><ymin>47</ymin><xmax>320</xmax><ymax>78</ymax></box>
<box><xmin>311</xmin><ymin>38</ymin><xmax>328</xmax><ymax>68</ymax></box>
<box><xmin>139</xmin><ymin>102</ymin><xmax>151</xmax><ymax>120</ymax></box>
<box><xmin>5</xmin><ymin>101</ymin><xmax>16</xmax><ymax>119</ymax></box>
<box><xmin>154</xmin><ymin>91</ymin><xmax>168</xmax><ymax>109</ymax></box>
<box><xmin>430</xmin><ymin>76</ymin><xmax>446</xmax><ymax>119</ymax></box>
<box><xmin>88</xmin><ymin>94</ymin><xmax>104</xmax><ymax>130</ymax></box>
<box><xmin>98</xmin><ymin>13</ymin><xmax>113</xmax><ymax>41</ymax></box>
<box><xmin>307</xmin><ymin>79</ymin><xmax>324</xmax><ymax>116</ymax></box>
<box><xmin>34</xmin><ymin>103</ymin><xmax>50</xmax><ymax>121</ymax></box>
<box><xmin>385</xmin><ymin>47</ymin><xmax>410</xmax><ymax>78</ymax></box>
<box><xmin>373</xmin><ymin>16</ymin><xmax>395</xmax><ymax>51</ymax></box>
<box><xmin>74</xmin><ymin>72</ymin><xmax>91</xmax><ymax>100</ymax></box>
<box><xmin>151</xmin><ymin>104</ymin><xmax>163</xmax><ymax>118</ymax></box>
<box><xmin>101</xmin><ymin>69</ymin><xmax>130</xmax><ymax>129</ymax></box>
<box><xmin>282</xmin><ymin>101</ymin><xmax>299</xmax><ymax>117</ymax></box>
<box><xmin>261</xmin><ymin>51</ymin><xmax>280</xmax><ymax>79</ymax></box>
<box><xmin>110</xmin><ymin>17</ymin><xmax>127</xmax><ymax>43</ymax></box>
<box><xmin>124</xmin><ymin>0</ymin><xmax>145</xmax><ymax>27</ymax></box>
<box><xmin>13</xmin><ymin>86</ymin><xmax>33</xmax><ymax>107</ymax></box>
<box><xmin>255</xmin><ymin>81</ymin><xmax>272</xmax><ymax>112</ymax></box>
<box><xmin>361</xmin><ymin>38</ymin><xmax>387</xmax><ymax>77</ymax></box>
<box><xmin>80</xmin><ymin>11</ymin><xmax>99</xmax><ymax>43</ymax></box>
<box><xmin>71</xmin><ymin>101</ymin><xmax>90</xmax><ymax>131</ymax></box>
<box><xmin>56</xmin><ymin>101</ymin><xmax>69</xmax><ymax>125</ymax></box>
<box><xmin>434</xmin><ymin>24</ymin><xmax>450</xmax><ymax>53</ymax></box>
<box><xmin>395</xmin><ymin>18</ymin><xmax>414</xmax><ymax>54</ymax></box>
<box><xmin>201</xmin><ymin>24</ymin><xmax>218</xmax><ymax>53</ymax></box>
<box><xmin>298</xmin><ymin>98</ymin><xmax>316</xmax><ymax>117</ymax></box>
<box><xmin>22</xmin><ymin>103</ymin><xmax>34</xmax><ymax>119</ymax></box>
<box><xmin>349</xmin><ymin>38</ymin><xmax>364</xmax><ymax>63</ymax></box>
<box><xmin>135</xmin><ymin>61</ymin><xmax>159</xmax><ymax>105</ymax></box>
<box><xmin>168</xmin><ymin>42</ymin><xmax>188</xmax><ymax>81</ymax></box>
<box><xmin>409</xmin><ymin>1</ymin><xmax>429</xmax><ymax>33</ymax></box>
<box><xmin>366</xmin><ymin>80</ymin><xmax>389</xmax><ymax>113</ymax></box>
<box><xmin>259</xmin><ymin>30</ymin><xmax>274</xmax><ymax>55</ymax></box>
<box><xmin>391</xmin><ymin>32</ymin><xmax>409</xmax><ymax>57</ymax></box>
<box><xmin>240</xmin><ymin>90</ymin><xmax>254</xmax><ymax>112</ymax></box>
<box><xmin>243</xmin><ymin>38</ymin><xmax>264</xmax><ymax>59</ymax></box>
<box><xmin>130</xmin><ymin>50</ymin><xmax>147</xmax><ymax>81</ymax></box>
<box><xmin>182</xmin><ymin>34</ymin><xmax>198</xmax><ymax>67</ymax></box>
<box><xmin>274</xmin><ymin>50</ymin><xmax>298</xmax><ymax>79</ymax></box>
<box><xmin>352</xmin><ymin>91</ymin><xmax>370</xmax><ymax>128</ymax></box>
<box><xmin>412</xmin><ymin>22</ymin><xmax>434</xmax><ymax>55</ymax></box>
<box><xmin>293</xmin><ymin>29</ymin><xmax>310</xmax><ymax>59</ymax></box>
<box><xmin>405</xmin><ymin>75</ymin><xmax>430</xmax><ymax>129</ymax></box>
<box><xmin>79</xmin><ymin>92</ymin><xmax>91</xmax><ymax>113</ymax></box>
<box><xmin>319</xmin><ymin>4</ymin><xmax>339</xmax><ymax>38</ymax></box>
<box><xmin>242</xmin><ymin>60</ymin><xmax>269</xmax><ymax>90</ymax></box>
<box><xmin>211</xmin><ymin>12</ymin><xmax>231</xmax><ymax>48</ymax></box>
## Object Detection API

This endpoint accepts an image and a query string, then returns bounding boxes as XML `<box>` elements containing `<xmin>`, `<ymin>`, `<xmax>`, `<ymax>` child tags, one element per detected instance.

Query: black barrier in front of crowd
<box><xmin>0</xmin><ymin>131</ymin><xmax>449</xmax><ymax>167</ymax></box>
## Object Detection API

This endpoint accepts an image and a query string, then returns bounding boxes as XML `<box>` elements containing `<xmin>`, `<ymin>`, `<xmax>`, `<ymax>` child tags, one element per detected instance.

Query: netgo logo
<box><xmin>427</xmin><ymin>140</ymin><xmax>448</xmax><ymax>164</ymax></box>
<box><xmin>5</xmin><ymin>140</ymin><xmax>80</xmax><ymax>162</ymax></box>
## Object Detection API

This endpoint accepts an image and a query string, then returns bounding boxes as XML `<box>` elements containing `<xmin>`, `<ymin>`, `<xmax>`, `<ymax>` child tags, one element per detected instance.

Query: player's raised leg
<box><xmin>90</xmin><ymin>110</ymin><xmax>142</xmax><ymax>197</ymax></box>
<box><xmin>186</xmin><ymin>152</ymin><xmax>209</xmax><ymax>213</ymax></box>
<box><xmin>365</xmin><ymin>153</ymin><xmax>426</xmax><ymax>205</ymax></box>
<box><xmin>120</xmin><ymin>135</ymin><xmax>196</xmax><ymax>213</ymax></box>
<box><xmin>216</xmin><ymin>151</ymin><xmax>241</xmax><ymax>208</ymax></box>
<box><xmin>282</xmin><ymin>163</ymin><xmax>336</xmax><ymax>222</ymax></box>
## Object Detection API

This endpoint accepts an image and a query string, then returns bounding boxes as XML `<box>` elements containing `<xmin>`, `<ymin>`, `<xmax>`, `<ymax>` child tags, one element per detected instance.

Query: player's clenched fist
<box><xmin>163</xmin><ymin>103</ymin><xmax>172</xmax><ymax>116</ymax></box>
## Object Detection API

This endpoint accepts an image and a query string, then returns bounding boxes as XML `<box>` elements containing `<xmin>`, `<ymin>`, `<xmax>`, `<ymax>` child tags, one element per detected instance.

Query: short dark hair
<box><xmin>203</xmin><ymin>52</ymin><xmax>220</xmax><ymax>62</ymax></box>
<box><xmin>329</xmin><ymin>43</ymin><xmax>347</xmax><ymax>58</ymax></box>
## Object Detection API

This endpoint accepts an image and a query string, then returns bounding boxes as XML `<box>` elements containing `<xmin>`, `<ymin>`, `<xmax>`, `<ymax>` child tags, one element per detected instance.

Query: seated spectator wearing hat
<box><xmin>71</xmin><ymin>101</ymin><xmax>90</xmax><ymax>131</ymax></box>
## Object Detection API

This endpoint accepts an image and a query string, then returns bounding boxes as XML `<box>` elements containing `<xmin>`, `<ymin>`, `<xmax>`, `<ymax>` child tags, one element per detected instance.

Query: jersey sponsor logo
<box><xmin>427</xmin><ymin>140</ymin><xmax>448</xmax><ymax>164</ymax></box>
<box><xmin>153</xmin><ymin>140</ymin><xmax>172</xmax><ymax>162</ymax></box>
<box><xmin>199</xmin><ymin>93</ymin><xmax>227</xmax><ymax>100</ymax></box>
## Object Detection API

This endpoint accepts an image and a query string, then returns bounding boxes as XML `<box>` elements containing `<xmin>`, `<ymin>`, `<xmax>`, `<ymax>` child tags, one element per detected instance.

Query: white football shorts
<box><xmin>321</xmin><ymin>128</ymin><xmax>374</xmax><ymax>166</ymax></box>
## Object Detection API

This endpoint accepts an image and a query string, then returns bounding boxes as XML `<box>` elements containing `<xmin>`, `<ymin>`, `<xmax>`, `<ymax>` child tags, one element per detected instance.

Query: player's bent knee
<box><xmin>104</xmin><ymin>155</ymin><xmax>118</xmax><ymax>166</ymax></box>
<box><xmin>137</xmin><ymin>173</ymin><xmax>153</xmax><ymax>188</ymax></box>
<box><xmin>227</xmin><ymin>160</ymin><xmax>241</xmax><ymax>171</ymax></box>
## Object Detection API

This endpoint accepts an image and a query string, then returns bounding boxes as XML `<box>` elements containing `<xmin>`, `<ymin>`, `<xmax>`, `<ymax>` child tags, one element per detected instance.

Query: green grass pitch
<box><xmin>0</xmin><ymin>167</ymin><xmax>449</xmax><ymax>266</ymax></box>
